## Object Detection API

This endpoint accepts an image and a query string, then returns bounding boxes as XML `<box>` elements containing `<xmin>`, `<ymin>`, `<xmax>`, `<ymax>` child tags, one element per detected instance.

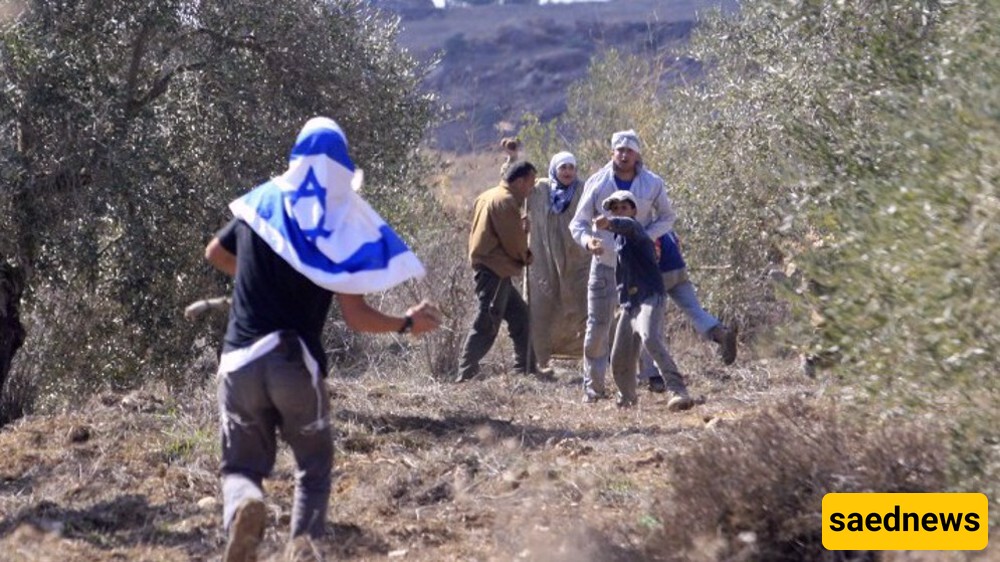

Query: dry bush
<box><xmin>292</xmin><ymin>223</ymin><xmax>476</xmax><ymax>382</ymax></box>
<box><xmin>316</xmin><ymin>297</ymin><xmax>401</xmax><ymax>378</ymax></box>
<box><xmin>392</xmin><ymin>218</ymin><xmax>475</xmax><ymax>380</ymax></box>
<box><xmin>0</xmin><ymin>366</ymin><xmax>35</xmax><ymax>427</ymax></box>
<box><xmin>374</xmin><ymin>152</ymin><xmax>508</xmax><ymax>381</ymax></box>
<box><xmin>648</xmin><ymin>400</ymin><xmax>948</xmax><ymax>562</ymax></box>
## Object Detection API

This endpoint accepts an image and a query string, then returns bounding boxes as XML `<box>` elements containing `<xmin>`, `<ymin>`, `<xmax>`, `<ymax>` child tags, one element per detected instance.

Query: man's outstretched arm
<box><xmin>595</xmin><ymin>216</ymin><xmax>646</xmax><ymax>240</ymax></box>
<box><xmin>337</xmin><ymin>294</ymin><xmax>440</xmax><ymax>335</ymax></box>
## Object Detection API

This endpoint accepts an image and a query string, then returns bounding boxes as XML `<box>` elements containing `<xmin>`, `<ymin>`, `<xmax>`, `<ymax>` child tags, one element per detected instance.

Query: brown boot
<box><xmin>224</xmin><ymin>498</ymin><xmax>266</xmax><ymax>562</ymax></box>
<box><xmin>709</xmin><ymin>325</ymin><xmax>737</xmax><ymax>365</ymax></box>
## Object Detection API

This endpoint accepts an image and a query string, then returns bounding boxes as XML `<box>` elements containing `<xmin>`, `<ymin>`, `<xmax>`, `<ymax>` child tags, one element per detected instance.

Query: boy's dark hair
<box><xmin>503</xmin><ymin>160</ymin><xmax>537</xmax><ymax>184</ymax></box>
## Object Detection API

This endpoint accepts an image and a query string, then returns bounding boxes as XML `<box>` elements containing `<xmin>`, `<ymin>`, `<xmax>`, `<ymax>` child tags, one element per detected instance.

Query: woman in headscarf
<box><xmin>523</xmin><ymin>151</ymin><xmax>591</xmax><ymax>373</ymax></box>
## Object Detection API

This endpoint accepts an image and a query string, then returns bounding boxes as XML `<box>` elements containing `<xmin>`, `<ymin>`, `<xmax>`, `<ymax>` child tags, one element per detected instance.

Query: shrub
<box><xmin>649</xmin><ymin>400</ymin><xmax>948</xmax><ymax>561</ymax></box>
<box><xmin>546</xmin><ymin>0</ymin><xmax>999</xmax><ymax>507</ymax></box>
<box><xmin>391</xmin><ymin>214</ymin><xmax>475</xmax><ymax>380</ymax></box>
<box><xmin>0</xmin><ymin>0</ymin><xmax>436</xmax><ymax>411</ymax></box>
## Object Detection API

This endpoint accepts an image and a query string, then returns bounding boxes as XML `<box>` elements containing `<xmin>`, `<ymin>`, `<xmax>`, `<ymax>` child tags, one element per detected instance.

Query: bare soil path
<box><xmin>0</xmin><ymin>340</ymin><xmax>811</xmax><ymax>561</ymax></box>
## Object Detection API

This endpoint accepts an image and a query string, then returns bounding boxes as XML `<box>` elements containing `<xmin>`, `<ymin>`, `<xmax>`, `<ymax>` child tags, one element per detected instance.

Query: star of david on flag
<box><xmin>229</xmin><ymin>117</ymin><xmax>425</xmax><ymax>294</ymax></box>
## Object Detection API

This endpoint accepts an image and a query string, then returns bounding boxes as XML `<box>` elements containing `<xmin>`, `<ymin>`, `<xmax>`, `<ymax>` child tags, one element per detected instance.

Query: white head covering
<box><xmin>228</xmin><ymin>117</ymin><xmax>425</xmax><ymax>294</ymax></box>
<box><xmin>611</xmin><ymin>129</ymin><xmax>641</xmax><ymax>154</ymax></box>
<box><xmin>548</xmin><ymin>151</ymin><xmax>577</xmax><ymax>180</ymax></box>
<box><xmin>601</xmin><ymin>189</ymin><xmax>638</xmax><ymax>211</ymax></box>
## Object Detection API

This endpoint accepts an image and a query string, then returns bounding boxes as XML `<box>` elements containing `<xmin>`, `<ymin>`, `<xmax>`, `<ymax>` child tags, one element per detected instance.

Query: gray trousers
<box><xmin>612</xmin><ymin>294</ymin><xmax>686</xmax><ymax>403</ymax></box>
<box><xmin>218</xmin><ymin>337</ymin><xmax>333</xmax><ymax>539</ymax></box>
<box><xmin>582</xmin><ymin>261</ymin><xmax>617</xmax><ymax>398</ymax></box>
<box><xmin>638</xmin><ymin>272</ymin><xmax>721</xmax><ymax>380</ymax></box>
<box><xmin>458</xmin><ymin>266</ymin><xmax>533</xmax><ymax>378</ymax></box>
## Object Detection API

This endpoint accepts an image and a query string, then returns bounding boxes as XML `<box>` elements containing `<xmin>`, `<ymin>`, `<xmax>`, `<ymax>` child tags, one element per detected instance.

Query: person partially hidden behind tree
<box><xmin>594</xmin><ymin>190</ymin><xmax>695</xmax><ymax>411</ymax></box>
<box><xmin>455</xmin><ymin>160</ymin><xmax>539</xmax><ymax>382</ymax></box>
<box><xmin>204</xmin><ymin>117</ymin><xmax>440</xmax><ymax>562</ymax></box>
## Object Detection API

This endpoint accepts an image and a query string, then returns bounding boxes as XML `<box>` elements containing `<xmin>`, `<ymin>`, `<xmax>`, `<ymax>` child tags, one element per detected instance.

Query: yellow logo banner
<box><xmin>822</xmin><ymin>493</ymin><xmax>988</xmax><ymax>550</ymax></box>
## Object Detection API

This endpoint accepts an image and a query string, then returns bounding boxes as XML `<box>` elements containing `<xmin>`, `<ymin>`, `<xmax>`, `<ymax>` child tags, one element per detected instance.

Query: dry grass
<box><xmin>3</xmin><ymin>349</ymin><xmax>998</xmax><ymax>561</ymax></box>
<box><xmin>431</xmin><ymin>151</ymin><xmax>508</xmax><ymax>214</ymax></box>
<box><xmin>0</xmin><ymin>346</ymin><xmax>818</xmax><ymax>561</ymax></box>
<box><xmin>0</xmin><ymin>389</ymin><xmax>220</xmax><ymax>561</ymax></box>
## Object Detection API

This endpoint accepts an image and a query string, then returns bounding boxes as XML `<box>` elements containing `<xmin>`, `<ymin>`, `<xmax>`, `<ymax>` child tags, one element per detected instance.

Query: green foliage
<box><xmin>662</xmin><ymin>0</ymin><xmax>999</xmax><ymax>406</ymax></box>
<box><xmin>552</xmin><ymin>0</ymin><xmax>998</xmax><ymax>500</ymax></box>
<box><xmin>795</xmin><ymin>1</ymin><xmax>999</xmax><ymax>388</ymax></box>
<box><xmin>162</xmin><ymin>426</ymin><xmax>217</xmax><ymax>464</ymax></box>
<box><xmin>682</xmin><ymin>0</ymin><xmax>998</xmax><ymax>500</ymax></box>
<box><xmin>512</xmin><ymin>113</ymin><xmax>564</xmax><ymax>173</ymax></box>
<box><xmin>521</xmin><ymin>47</ymin><xmax>785</xmax><ymax>335</ymax></box>
<box><xmin>0</xmin><ymin>0</ymin><xmax>436</xmax><ymax>405</ymax></box>
<box><xmin>564</xmin><ymin>50</ymin><xmax>670</xmax><ymax>171</ymax></box>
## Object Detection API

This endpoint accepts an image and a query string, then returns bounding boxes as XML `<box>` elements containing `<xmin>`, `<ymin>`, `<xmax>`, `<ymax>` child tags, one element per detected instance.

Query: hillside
<box><xmin>384</xmin><ymin>0</ymin><xmax>737</xmax><ymax>151</ymax></box>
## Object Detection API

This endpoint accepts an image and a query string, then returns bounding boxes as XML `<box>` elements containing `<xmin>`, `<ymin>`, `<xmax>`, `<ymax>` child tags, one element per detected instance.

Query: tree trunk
<box><xmin>0</xmin><ymin>260</ymin><xmax>26</xmax><ymax>399</ymax></box>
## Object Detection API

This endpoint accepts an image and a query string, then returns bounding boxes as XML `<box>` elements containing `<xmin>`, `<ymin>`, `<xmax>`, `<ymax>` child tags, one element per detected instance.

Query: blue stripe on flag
<box><xmin>287</xmin><ymin>221</ymin><xmax>410</xmax><ymax>274</ymax></box>
<box><xmin>291</xmin><ymin>129</ymin><xmax>355</xmax><ymax>172</ymax></box>
<box><xmin>243</xmin><ymin>183</ymin><xmax>408</xmax><ymax>274</ymax></box>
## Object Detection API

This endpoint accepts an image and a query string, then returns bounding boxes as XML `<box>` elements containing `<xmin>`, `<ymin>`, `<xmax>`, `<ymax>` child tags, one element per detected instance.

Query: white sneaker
<box><xmin>666</xmin><ymin>391</ymin><xmax>695</xmax><ymax>412</ymax></box>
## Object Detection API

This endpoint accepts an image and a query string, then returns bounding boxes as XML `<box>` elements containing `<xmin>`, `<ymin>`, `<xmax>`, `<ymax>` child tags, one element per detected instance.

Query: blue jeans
<box><xmin>582</xmin><ymin>261</ymin><xmax>617</xmax><ymax>398</ymax></box>
<box><xmin>668</xmin><ymin>279</ymin><xmax>719</xmax><ymax>335</ymax></box>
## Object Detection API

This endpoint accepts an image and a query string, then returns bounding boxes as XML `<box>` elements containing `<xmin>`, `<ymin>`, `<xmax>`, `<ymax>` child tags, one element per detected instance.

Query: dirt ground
<box><xmin>0</xmin><ymin>332</ymin><xmax>814</xmax><ymax>561</ymax></box>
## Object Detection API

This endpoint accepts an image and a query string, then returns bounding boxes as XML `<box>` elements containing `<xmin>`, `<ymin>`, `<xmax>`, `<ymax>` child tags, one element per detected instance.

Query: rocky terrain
<box><xmin>375</xmin><ymin>0</ymin><xmax>736</xmax><ymax>151</ymax></box>
<box><xmin>0</xmin><ymin>345</ymin><xmax>814</xmax><ymax>561</ymax></box>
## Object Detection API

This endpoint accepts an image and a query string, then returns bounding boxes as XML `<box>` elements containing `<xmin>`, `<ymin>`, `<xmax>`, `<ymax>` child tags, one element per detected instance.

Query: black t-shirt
<box><xmin>217</xmin><ymin>219</ymin><xmax>333</xmax><ymax>375</ymax></box>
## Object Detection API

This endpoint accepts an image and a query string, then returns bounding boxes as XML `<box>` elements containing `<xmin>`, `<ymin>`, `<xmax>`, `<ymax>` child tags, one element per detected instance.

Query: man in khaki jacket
<box><xmin>456</xmin><ymin>160</ymin><xmax>538</xmax><ymax>382</ymax></box>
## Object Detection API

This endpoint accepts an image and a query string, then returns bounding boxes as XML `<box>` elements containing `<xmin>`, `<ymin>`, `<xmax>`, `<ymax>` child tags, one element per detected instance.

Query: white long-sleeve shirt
<box><xmin>569</xmin><ymin>162</ymin><xmax>676</xmax><ymax>268</ymax></box>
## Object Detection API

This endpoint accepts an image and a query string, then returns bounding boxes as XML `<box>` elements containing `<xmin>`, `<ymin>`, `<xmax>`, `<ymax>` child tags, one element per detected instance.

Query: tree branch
<box><xmin>124</xmin><ymin>20</ymin><xmax>155</xmax><ymax>111</ymax></box>
<box><xmin>127</xmin><ymin>61</ymin><xmax>208</xmax><ymax>118</ymax></box>
<box><xmin>192</xmin><ymin>27</ymin><xmax>266</xmax><ymax>53</ymax></box>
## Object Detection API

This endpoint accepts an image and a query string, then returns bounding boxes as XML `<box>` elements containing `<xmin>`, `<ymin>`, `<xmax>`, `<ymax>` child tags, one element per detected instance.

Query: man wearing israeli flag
<box><xmin>204</xmin><ymin>117</ymin><xmax>439</xmax><ymax>561</ymax></box>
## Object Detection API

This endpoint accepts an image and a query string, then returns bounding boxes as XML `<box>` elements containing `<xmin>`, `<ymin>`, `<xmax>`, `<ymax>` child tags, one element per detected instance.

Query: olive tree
<box><xmin>0</xmin><ymin>0</ymin><xmax>435</xmax><ymax>419</ymax></box>
<box><xmin>554</xmin><ymin>0</ymin><xmax>999</xmax><ymax>504</ymax></box>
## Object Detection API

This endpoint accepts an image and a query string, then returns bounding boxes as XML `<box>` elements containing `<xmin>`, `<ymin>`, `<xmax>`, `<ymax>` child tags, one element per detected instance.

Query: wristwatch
<box><xmin>398</xmin><ymin>315</ymin><xmax>414</xmax><ymax>334</ymax></box>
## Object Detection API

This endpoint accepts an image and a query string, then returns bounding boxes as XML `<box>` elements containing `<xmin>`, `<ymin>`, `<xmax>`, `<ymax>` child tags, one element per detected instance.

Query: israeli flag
<box><xmin>229</xmin><ymin>117</ymin><xmax>425</xmax><ymax>294</ymax></box>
